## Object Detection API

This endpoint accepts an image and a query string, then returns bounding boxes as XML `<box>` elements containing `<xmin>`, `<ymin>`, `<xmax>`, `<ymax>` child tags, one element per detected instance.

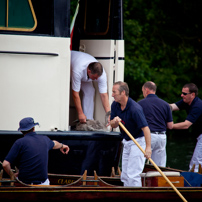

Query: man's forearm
<box><xmin>142</xmin><ymin>126</ymin><xmax>151</xmax><ymax>147</ymax></box>
<box><xmin>72</xmin><ymin>90</ymin><xmax>83</xmax><ymax>115</ymax></box>
<box><xmin>2</xmin><ymin>160</ymin><xmax>12</xmax><ymax>176</ymax></box>
<box><xmin>100</xmin><ymin>93</ymin><xmax>110</xmax><ymax>113</ymax></box>
<box><xmin>53</xmin><ymin>140</ymin><xmax>63</xmax><ymax>149</ymax></box>
<box><xmin>169</xmin><ymin>103</ymin><xmax>179</xmax><ymax>111</ymax></box>
<box><xmin>142</xmin><ymin>126</ymin><xmax>152</xmax><ymax>159</ymax></box>
<box><xmin>173</xmin><ymin>120</ymin><xmax>192</xmax><ymax>130</ymax></box>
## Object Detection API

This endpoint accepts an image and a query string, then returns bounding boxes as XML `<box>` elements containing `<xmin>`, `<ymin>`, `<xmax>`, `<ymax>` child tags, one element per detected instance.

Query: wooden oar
<box><xmin>119</xmin><ymin>122</ymin><xmax>188</xmax><ymax>202</ymax></box>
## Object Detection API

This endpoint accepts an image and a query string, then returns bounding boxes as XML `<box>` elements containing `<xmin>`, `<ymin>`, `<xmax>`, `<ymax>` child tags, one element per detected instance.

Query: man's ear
<box><xmin>191</xmin><ymin>92</ymin><xmax>196</xmax><ymax>98</ymax></box>
<box><xmin>145</xmin><ymin>87</ymin><xmax>150</xmax><ymax>94</ymax></box>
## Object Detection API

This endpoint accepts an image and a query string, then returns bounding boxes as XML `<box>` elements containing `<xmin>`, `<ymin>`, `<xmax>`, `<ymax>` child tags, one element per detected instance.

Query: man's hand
<box><xmin>60</xmin><ymin>144</ymin><xmax>70</xmax><ymax>154</ymax></box>
<box><xmin>144</xmin><ymin>146</ymin><xmax>152</xmax><ymax>159</ymax></box>
<box><xmin>110</xmin><ymin>116</ymin><xmax>121</xmax><ymax>128</ymax></box>
<box><xmin>79</xmin><ymin>113</ymin><xmax>87</xmax><ymax>123</ymax></box>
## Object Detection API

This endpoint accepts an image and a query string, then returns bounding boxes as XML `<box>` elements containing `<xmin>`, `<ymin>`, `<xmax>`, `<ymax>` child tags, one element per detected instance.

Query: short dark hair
<box><xmin>88</xmin><ymin>62</ymin><xmax>103</xmax><ymax>76</ymax></box>
<box><xmin>114</xmin><ymin>81</ymin><xmax>129</xmax><ymax>96</ymax></box>
<box><xmin>143</xmin><ymin>81</ymin><xmax>157</xmax><ymax>92</ymax></box>
<box><xmin>183</xmin><ymin>83</ymin><xmax>198</xmax><ymax>96</ymax></box>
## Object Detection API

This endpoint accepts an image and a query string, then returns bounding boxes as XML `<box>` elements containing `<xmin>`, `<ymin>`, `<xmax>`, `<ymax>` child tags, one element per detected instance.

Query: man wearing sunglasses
<box><xmin>170</xmin><ymin>83</ymin><xmax>202</xmax><ymax>172</ymax></box>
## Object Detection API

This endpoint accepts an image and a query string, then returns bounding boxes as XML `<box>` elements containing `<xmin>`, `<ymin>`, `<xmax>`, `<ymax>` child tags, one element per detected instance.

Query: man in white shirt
<box><xmin>71</xmin><ymin>51</ymin><xmax>110</xmax><ymax>123</ymax></box>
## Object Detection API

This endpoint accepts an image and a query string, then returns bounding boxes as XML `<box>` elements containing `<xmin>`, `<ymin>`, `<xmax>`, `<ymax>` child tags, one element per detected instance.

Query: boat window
<box><xmin>84</xmin><ymin>0</ymin><xmax>110</xmax><ymax>35</ymax></box>
<box><xmin>0</xmin><ymin>0</ymin><xmax>37</xmax><ymax>31</ymax></box>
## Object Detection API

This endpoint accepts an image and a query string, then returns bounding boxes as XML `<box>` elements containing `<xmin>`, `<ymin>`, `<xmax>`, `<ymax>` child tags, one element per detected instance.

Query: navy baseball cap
<box><xmin>18</xmin><ymin>117</ymin><xmax>39</xmax><ymax>131</ymax></box>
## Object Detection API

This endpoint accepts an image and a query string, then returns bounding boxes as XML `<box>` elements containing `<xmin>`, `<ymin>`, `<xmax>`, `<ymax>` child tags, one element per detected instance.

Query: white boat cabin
<box><xmin>0</xmin><ymin>0</ymin><xmax>124</xmax><ymax>132</ymax></box>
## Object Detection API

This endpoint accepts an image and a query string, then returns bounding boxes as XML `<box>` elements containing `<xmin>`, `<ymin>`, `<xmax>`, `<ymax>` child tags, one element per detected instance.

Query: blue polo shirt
<box><xmin>138</xmin><ymin>94</ymin><xmax>173</xmax><ymax>132</ymax></box>
<box><xmin>176</xmin><ymin>97</ymin><xmax>202</xmax><ymax>137</ymax></box>
<box><xmin>111</xmin><ymin>97</ymin><xmax>148</xmax><ymax>140</ymax></box>
<box><xmin>5</xmin><ymin>132</ymin><xmax>54</xmax><ymax>184</ymax></box>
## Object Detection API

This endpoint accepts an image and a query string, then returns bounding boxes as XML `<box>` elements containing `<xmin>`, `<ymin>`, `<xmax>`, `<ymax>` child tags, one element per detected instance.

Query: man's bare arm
<box><xmin>141</xmin><ymin>126</ymin><xmax>152</xmax><ymax>159</ymax></box>
<box><xmin>169</xmin><ymin>103</ymin><xmax>179</xmax><ymax>111</ymax></box>
<box><xmin>100</xmin><ymin>93</ymin><xmax>111</xmax><ymax>113</ymax></box>
<box><xmin>72</xmin><ymin>90</ymin><xmax>86</xmax><ymax>123</ymax></box>
<box><xmin>2</xmin><ymin>160</ymin><xmax>12</xmax><ymax>176</ymax></box>
<box><xmin>173</xmin><ymin>120</ymin><xmax>192</xmax><ymax>130</ymax></box>
<box><xmin>167</xmin><ymin>121</ymin><xmax>173</xmax><ymax>130</ymax></box>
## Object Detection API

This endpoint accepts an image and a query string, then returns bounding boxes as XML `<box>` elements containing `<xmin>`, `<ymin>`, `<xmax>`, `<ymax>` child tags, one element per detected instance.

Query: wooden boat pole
<box><xmin>119</xmin><ymin>122</ymin><xmax>188</xmax><ymax>202</ymax></box>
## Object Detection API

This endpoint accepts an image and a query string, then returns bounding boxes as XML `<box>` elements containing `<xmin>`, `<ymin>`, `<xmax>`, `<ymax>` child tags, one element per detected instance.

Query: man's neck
<box><xmin>120</xmin><ymin>96</ymin><xmax>128</xmax><ymax>110</ymax></box>
<box><xmin>146</xmin><ymin>92</ymin><xmax>155</xmax><ymax>97</ymax></box>
<box><xmin>188</xmin><ymin>97</ymin><xmax>195</xmax><ymax>105</ymax></box>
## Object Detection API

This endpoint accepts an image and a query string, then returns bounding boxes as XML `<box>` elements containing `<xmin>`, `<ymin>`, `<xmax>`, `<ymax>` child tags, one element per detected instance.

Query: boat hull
<box><xmin>0</xmin><ymin>186</ymin><xmax>202</xmax><ymax>201</ymax></box>
<box><xmin>1</xmin><ymin>163</ymin><xmax>202</xmax><ymax>201</ymax></box>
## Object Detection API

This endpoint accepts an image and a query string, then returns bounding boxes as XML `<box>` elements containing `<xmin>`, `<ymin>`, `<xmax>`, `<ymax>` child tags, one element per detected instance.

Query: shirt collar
<box><xmin>25</xmin><ymin>131</ymin><xmax>36</xmax><ymax>136</ymax></box>
<box><xmin>124</xmin><ymin>97</ymin><xmax>132</xmax><ymax>111</ymax></box>
<box><xmin>190</xmin><ymin>96</ymin><xmax>198</xmax><ymax>106</ymax></box>
<box><xmin>146</xmin><ymin>94</ymin><xmax>158</xmax><ymax>98</ymax></box>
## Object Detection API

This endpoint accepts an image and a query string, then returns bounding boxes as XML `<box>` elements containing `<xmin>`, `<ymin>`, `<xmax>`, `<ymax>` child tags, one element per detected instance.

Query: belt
<box><xmin>151</xmin><ymin>131</ymin><xmax>166</xmax><ymax>134</ymax></box>
<box><xmin>124</xmin><ymin>136</ymin><xmax>143</xmax><ymax>141</ymax></box>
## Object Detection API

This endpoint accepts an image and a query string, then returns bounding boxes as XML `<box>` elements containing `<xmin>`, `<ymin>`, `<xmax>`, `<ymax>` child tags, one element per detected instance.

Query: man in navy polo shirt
<box><xmin>138</xmin><ymin>81</ymin><xmax>173</xmax><ymax>167</ymax></box>
<box><xmin>110</xmin><ymin>81</ymin><xmax>151</xmax><ymax>187</ymax></box>
<box><xmin>170</xmin><ymin>83</ymin><xmax>202</xmax><ymax>172</ymax></box>
<box><xmin>3</xmin><ymin>117</ymin><xmax>70</xmax><ymax>185</ymax></box>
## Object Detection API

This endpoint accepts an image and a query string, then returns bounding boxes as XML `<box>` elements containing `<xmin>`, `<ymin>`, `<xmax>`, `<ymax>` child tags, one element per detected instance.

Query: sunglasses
<box><xmin>182</xmin><ymin>92</ymin><xmax>191</xmax><ymax>95</ymax></box>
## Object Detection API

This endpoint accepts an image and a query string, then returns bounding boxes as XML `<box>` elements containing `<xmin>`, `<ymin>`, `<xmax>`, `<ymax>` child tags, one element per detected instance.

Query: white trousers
<box><xmin>81</xmin><ymin>81</ymin><xmax>95</xmax><ymax>120</ymax></box>
<box><xmin>30</xmin><ymin>179</ymin><xmax>50</xmax><ymax>185</ymax></box>
<box><xmin>189</xmin><ymin>134</ymin><xmax>202</xmax><ymax>172</ymax></box>
<box><xmin>39</xmin><ymin>178</ymin><xmax>50</xmax><ymax>185</ymax></box>
<box><xmin>151</xmin><ymin>133</ymin><xmax>167</xmax><ymax>167</ymax></box>
<box><xmin>18</xmin><ymin>178</ymin><xmax>50</xmax><ymax>185</ymax></box>
<box><xmin>121</xmin><ymin>137</ymin><xmax>146</xmax><ymax>187</ymax></box>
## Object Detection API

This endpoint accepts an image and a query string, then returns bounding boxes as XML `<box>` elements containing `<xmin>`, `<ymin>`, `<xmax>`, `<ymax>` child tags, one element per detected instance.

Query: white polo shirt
<box><xmin>71</xmin><ymin>51</ymin><xmax>107</xmax><ymax>93</ymax></box>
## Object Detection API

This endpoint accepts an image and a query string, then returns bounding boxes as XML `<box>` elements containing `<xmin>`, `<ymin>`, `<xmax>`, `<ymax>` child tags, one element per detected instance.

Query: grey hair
<box><xmin>114</xmin><ymin>81</ymin><xmax>129</xmax><ymax>96</ymax></box>
<box><xmin>143</xmin><ymin>81</ymin><xmax>157</xmax><ymax>92</ymax></box>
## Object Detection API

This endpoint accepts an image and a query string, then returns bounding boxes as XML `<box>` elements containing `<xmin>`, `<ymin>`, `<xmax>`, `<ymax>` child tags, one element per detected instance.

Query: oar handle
<box><xmin>119</xmin><ymin>122</ymin><xmax>188</xmax><ymax>202</ymax></box>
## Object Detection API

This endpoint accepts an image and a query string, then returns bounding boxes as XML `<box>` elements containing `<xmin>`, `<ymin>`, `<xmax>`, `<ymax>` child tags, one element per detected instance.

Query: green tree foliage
<box><xmin>123</xmin><ymin>0</ymin><xmax>202</xmax><ymax>113</ymax></box>
<box><xmin>70</xmin><ymin>0</ymin><xmax>78</xmax><ymax>21</ymax></box>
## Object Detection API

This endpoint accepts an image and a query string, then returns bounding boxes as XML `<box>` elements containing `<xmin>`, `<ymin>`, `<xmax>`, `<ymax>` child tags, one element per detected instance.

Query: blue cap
<box><xmin>18</xmin><ymin>117</ymin><xmax>39</xmax><ymax>131</ymax></box>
